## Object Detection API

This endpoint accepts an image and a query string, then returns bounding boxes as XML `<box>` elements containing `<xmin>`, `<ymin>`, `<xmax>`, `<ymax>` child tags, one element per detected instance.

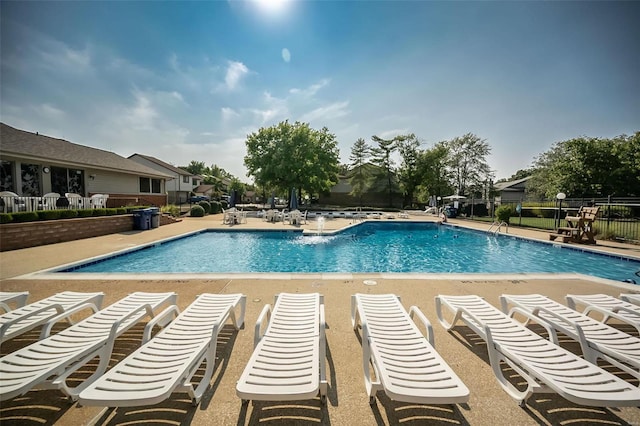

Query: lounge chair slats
<box><xmin>501</xmin><ymin>294</ymin><xmax>640</xmax><ymax>381</ymax></box>
<box><xmin>352</xmin><ymin>293</ymin><xmax>469</xmax><ymax>405</ymax></box>
<box><xmin>435</xmin><ymin>294</ymin><xmax>640</xmax><ymax>407</ymax></box>
<box><xmin>566</xmin><ymin>293</ymin><xmax>640</xmax><ymax>334</ymax></box>
<box><xmin>78</xmin><ymin>293</ymin><xmax>245</xmax><ymax>407</ymax></box>
<box><xmin>0</xmin><ymin>291</ymin><xmax>104</xmax><ymax>343</ymax></box>
<box><xmin>236</xmin><ymin>293</ymin><xmax>326</xmax><ymax>403</ymax></box>
<box><xmin>0</xmin><ymin>292</ymin><xmax>176</xmax><ymax>402</ymax></box>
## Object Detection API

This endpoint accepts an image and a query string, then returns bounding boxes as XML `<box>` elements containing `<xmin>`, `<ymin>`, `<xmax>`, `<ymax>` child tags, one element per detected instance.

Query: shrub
<box><xmin>105</xmin><ymin>208</ymin><xmax>119</xmax><ymax>216</ymax></box>
<box><xmin>209</xmin><ymin>200</ymin><xmax>222</xmax><ymax>214</ymax></box>
<box><xmin>116</xmin><ymin>207</ymin><xmax>127</xmax><ymax>214</ymax></box>
<box><xmin>161</xmin><ymin>204</ymin><xmax>180</xmax><ymax>217</ymax></box>
<box><xmin>11</xmin><ymin>211</ymin><xmax>40</xmax><ymax>223</ymax></box>
<box><xmin>198</xmin><ymin>200</ymin><xmax>211</xmax><ymax>214</ymax></box>
<box><xmin>495</xmin><ymin>205</ymin><xmax>514</xmax><ymax>224</ymax></box>
<box><xmin>38</xmin><ymin>210</ymin><xmax>62</xmax><ymax>221</ymax></box>
<box><xmin>60</xmin><ymin>210</ymin><xmax>78</xmax><ymax>219</ymax></box>
<box><xmin>77</xmin><ymin>209</ymin><xmax>94</xmax><ymax>218</ymax></box>
<box><xmin>92</xmin><ymin>208</ymin><xmax>107</xmax><ymax>216</ymax></box>
<box><xmin>190</xmin><ymin>205</ymin><xmax>205</xmax><ymax>217</ymax></box>
<box><xmin>0</xmin><ymin>213</ymin><xmax>12</xmax><ymax>224</ymax></box>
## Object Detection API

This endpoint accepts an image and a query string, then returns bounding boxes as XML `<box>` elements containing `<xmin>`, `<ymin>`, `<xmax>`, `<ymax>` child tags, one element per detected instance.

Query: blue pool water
<box><xmin>62</xmin><ymin>222</ymin><xmax>639</xmax><ymax>282</ymax></box>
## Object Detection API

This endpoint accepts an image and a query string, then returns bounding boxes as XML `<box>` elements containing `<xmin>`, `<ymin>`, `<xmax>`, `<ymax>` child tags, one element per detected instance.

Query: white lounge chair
<box><xmin>566</xmin><ymin>293</ymin><xmax>640</xmax><ymax>334</ymax></box>
<box><xmin>435</xmin><ymin>294</ymin><xmax>640</xmax><ymax>407</ymax></box>
<box><xmin>621</xmin><ymin>293</ymin><xmax>640</xmax><ymax>306</ymax></box>
<box><xmin>351</xmin><ymin>293</ymin><xmax>469</xmax><ymax>405</ymax></box>
<box><xmin>0</xmin><ymin>292</ymin><xmax>29</xmax><ymax>313</ymax></box>
<box><xmin>0</xmin><ymin>291</ymin><xmax>177</xmax><ymax>402</ymax></box>
<box><xmin>236</xmin><ymin>293</ymin><xmax>327</xmax><ymax>404</ymax></box>
<box><xmin>0</xmin><ymin>291</ymin><xmax>104</xmax><ymax>343</ymax></box>
<box><xmin>500</xmin><ymin>294</ymin><xmax>640</xmax><ymax>381</ymax></box>
<box><xmin>78</xmin><ymin>293</ymin><xmax>246</xmax><ymax>407</ymax></box>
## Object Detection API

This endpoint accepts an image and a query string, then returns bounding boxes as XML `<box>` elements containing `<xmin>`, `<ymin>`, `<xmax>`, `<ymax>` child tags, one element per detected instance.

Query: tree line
<box><xmin>181</xmin><ymin>121</ymin><xmax>639</xmax><ymax>207</ymax></box>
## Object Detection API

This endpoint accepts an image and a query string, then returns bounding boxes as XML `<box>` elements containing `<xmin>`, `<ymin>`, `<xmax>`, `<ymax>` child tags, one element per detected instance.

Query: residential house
<box><xmin>493</xmin><ymin>176</ymin><xmax>532</xmax><ymax>204</ymax></box>
<box><xmin>128</xmin><ymin>154</ymin><xmax>201</xmax><ymax>204</ymax></box>
<box><xmin>0</xmin><ymin>123</ymin><xmax>172</xmax><ymax>206</ymax></box>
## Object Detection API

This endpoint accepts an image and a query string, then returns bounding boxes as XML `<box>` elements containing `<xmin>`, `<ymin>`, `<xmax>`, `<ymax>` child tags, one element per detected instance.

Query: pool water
<box><xmin>62</xmin><ymin>222</ymin><xmax>639</xmax><ymax>282</ymax></box>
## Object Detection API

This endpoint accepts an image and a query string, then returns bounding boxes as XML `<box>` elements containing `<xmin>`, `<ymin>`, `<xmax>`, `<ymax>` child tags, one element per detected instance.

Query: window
<box><xmin>182</xmin><ymin>175</ymin><xmax>190</xmax><ymax>183</ymax></box>
<box><xmin>139</xmin><ymin>177</ymin><xmax>151</xmax><ymax>193</ymax></box>
<box><xmin>0</xmin><ymin>161</ymin><xmax>13</xmax><ymax>192</ymax></box>
<box><xmin>51</xmin><ymin>167</ymin><xmax>85</xmax><ymax>195</ymax></box>
<box><xmin>139</xmin><ymin>177</ymin><xmax>162</xmax><ymax>194</ymax></box>
<box><xmin>21</xmin><ymin>164</ymin><xmax>41</xmax><ymax>196</ymax></box>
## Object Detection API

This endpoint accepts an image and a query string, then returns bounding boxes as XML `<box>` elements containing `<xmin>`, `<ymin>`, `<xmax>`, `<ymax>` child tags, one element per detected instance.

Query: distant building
<box><xmin>494</xmin><ymin>176</ymin><xmax>532</xmax><ymax>203</ymax></box>
<box><xmin>319</xmin><ymin>163</ymin><xmax>402</xmax><ymax>208</ymax></box>
<box><xmin>129</xmin><ymin>154</ymin><xmax>200</xmax><ymax>204</ymax></box>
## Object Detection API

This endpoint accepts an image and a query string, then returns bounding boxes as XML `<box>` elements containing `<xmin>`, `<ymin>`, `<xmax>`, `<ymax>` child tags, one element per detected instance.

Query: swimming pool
<box><xmin>59</xmin><ymin>222</ymin><xmax>639</xmax><ymax>283</ymax></box>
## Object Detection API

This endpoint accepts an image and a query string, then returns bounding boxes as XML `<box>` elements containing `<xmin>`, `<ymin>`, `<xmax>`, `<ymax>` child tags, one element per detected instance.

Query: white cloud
<box><xmin>300</xmin><ymin>100</ymin><xmax>350</xmax><ymax>123</ymax></box>
<box><xmin>224</xmin><ymin>60</ymin><xmax>249</xmax><ymax>90</ymax></box>
<box><xmin>289</xmin><ymin>79</ymin><xmax>330</xmax><ymax>97</ymax></box>
<box><xmin>281</xmin><ymin>48</ymin><xmax>291</xmax><ymax>63</ymax></box>
<box><xmin>221</xmin><ymin>107</ymin><xmax>240</xmax><ymax>122</ymax></box>
<box><xmin>378</xmin><ymin>128</ymin><xmax>410</xmax><ymax>139</ymax></box>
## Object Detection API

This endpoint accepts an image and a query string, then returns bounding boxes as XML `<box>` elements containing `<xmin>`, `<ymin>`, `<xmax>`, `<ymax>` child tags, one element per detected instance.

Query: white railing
<box><xmin>1</xmin><ymin>195</ymin><xmax>97</xmax><ymax>213</ymax></box>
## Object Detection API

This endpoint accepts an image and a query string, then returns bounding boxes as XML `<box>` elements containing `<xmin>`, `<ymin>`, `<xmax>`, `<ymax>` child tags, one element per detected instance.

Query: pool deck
<box><xmin>1</xmin><ymin>213</ymin><xmax>640</xmax><ymax>425</ymax></box>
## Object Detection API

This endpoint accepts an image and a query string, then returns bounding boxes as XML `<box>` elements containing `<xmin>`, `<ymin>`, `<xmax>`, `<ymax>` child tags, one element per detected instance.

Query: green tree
<box><xmin>416</xmin><ymin>143</ymin><xmax>453</xmax><ymax>204</ymax></box>
<box><xmin>371</xmin><ymin>134</ymin><xmax>403</xmax><ymax>207</ymax></box>
<box><xmin>528</xmin><ymin>133</ymin><xmax>640</xmax><ymax>198</ymax></box>
<box><xmin>397</xmin><ymin>134</ymin><xmax>421</xmax><ymax>208</ymax></box>
<box><xmin>244</xmin><ymin>120</ymin><xmax>340</xmax><ymax>201</ymax></box>
<box><xmin>348</xmin><ymin>138</ymin><xmax>372</xmax><ymax>206</ymax></box>
<box><xmin>442</xmin><ymin>133</ymin><xmax>492</xmax><ymax>196</ymax></box>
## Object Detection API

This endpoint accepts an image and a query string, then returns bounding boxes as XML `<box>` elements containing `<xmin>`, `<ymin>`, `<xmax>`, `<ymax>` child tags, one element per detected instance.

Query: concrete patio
<box><xmin>1</xmin><ymin>213</ymin><xmax>639</xmax><ymax>425</ymax></box>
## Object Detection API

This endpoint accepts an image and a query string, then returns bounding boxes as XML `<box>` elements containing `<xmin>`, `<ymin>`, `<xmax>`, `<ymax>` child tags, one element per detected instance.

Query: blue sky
<box><xmin>2</xmin><ymin>1</ymin><xmax>638</xmax><ymax>181</ymax></box>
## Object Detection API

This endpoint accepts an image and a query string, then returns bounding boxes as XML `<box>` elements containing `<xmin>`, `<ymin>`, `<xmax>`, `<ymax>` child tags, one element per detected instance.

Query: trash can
<box><xmin>149</xmin><ymin>207</ymin><xmax>160</xmax><ymax>229</ymax></box>
<box><xmin>132</xmin><ymin>209</ymin><xmax>151</xmax><ymax>230</ymax></box>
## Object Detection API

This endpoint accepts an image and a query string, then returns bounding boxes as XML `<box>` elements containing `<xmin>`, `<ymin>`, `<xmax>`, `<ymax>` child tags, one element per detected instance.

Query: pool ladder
<box><xmin>488</xmin><ymin>221</ymin><xmax>509</xmax><ymax>235</ymax></box>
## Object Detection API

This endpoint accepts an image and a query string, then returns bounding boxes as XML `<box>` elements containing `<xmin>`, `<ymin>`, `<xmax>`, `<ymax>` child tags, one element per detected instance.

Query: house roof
<box><xmin>0</xmin><ymin>123</ymin><xmax>171</xmax><ymax>178</ymax></box>
<box><xmin>128</xmin><ymin>153</ymin><xmax>193</xmax><ymax>176</ymax></box>
<box><xmin>193</xmin><ymin>184</ymin><xmax>216</xmax><ymax>193</ymax></box>
<box><xmin>494</xmin><ymin>176</ymin><xmax>532</xmax><ymax>191</ymax></box>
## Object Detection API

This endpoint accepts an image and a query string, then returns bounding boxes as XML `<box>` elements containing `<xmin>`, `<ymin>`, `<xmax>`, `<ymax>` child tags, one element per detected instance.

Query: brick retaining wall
<box><xmin>0</xmin><ymin>215</ymin><xmax>135</xmax><ymax>252</ymax></box>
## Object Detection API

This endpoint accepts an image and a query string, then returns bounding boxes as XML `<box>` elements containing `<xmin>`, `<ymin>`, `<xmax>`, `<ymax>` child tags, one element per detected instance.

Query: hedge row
<box><xmin>0</xmin><ymin>206</ymin><xmax>148</xmax><ymax>224</ymax></box>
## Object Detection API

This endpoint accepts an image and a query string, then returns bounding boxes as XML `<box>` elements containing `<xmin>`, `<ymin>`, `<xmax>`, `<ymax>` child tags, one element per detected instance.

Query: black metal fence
<box><xmin>461</xmin><ymin>196</ymin><xmax>640</xmax><ymax>244</ymax></box>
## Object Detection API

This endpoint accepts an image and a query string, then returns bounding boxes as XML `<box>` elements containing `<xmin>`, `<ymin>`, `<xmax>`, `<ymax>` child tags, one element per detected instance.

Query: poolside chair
<box><xmin>0</xmin><ymin>291</ymin><xmax>177</xmax><ymax>402</ymax></box>
<box><xmin>90</xmin><ymin>193</ymin><xmax>108</xmax><ymax>208</ymax></box>
<box><xmin>621</xmin><ymin>293</ymin><xmax>640</xmax><ymax>306</ymax></box>
<box><xmin>0</xmin><ymin>292</ymin><xmax>29</xmax><ymax>313</ymax></box>
<box><xmin>78</xmin><ymin>293</ymin><xmax>246</xmax><ymax>407</ymax></box>
<box><xmin>351</xmin><ymin>293</ymin><xmax>469</xmax><ymax>405</ymax></box>
<box><xmin>0</xmin><ymin>291</ymin><xmax>104</xmax><ymax>343</ymax></box>
<box><xmin>435</xmin><ymin>294</ymin><xmax>640</xmax><ymax>407</ymax></box>
<box><xmin>500</xmin><ymin>294</ymin><xmax>640</xmax><ymax>382</ymax></box>
<box><xmin>566</xmin><ymin>293</ymin><xmax>640</xmax><ymax>334</ymax></box>
<box><xmin>236</xmin><ymin>293</ymin><xmax>327</xmax><ymax>404</ymax></box>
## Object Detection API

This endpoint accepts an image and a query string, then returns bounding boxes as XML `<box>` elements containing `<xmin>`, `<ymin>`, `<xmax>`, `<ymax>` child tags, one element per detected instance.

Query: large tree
<box><xmin>396</xmin><ymin>134</ymin><xmax>421</xmax><ymax>208</ymax></box>
<box><xmin>348</xmin><ymin>138</ymin><xmax>372</xmax><ymax>206</ymax></box>
<box><xmin>371</xmin><ymin>134</ymin><xmax>404</xmax><ymax>207</ymax></box>
<box><xmin>528</xmin><ymin>133</ymin><xmax>640</xmax><ymax>198</ymax></box>
<box><xmin>416</xmin><ymin>142</ymin><xmax>453</xmax><ymax>203</ymax></box>
<box><xmin>244</xmin><ymin>120</ymin><xmax>341</xmax><ymax>202</ymax></box>
<box><xmin>442</xmin><ymin>133</ymin><xmax>493</xmax><ymax>196</ymax></box>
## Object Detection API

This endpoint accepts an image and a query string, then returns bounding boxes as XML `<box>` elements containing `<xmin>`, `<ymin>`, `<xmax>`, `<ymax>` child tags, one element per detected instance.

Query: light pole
<box><xmin>556</xmin><ymin>192</ymin><xmax>566</xmax><ymax>229</ymax></box>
